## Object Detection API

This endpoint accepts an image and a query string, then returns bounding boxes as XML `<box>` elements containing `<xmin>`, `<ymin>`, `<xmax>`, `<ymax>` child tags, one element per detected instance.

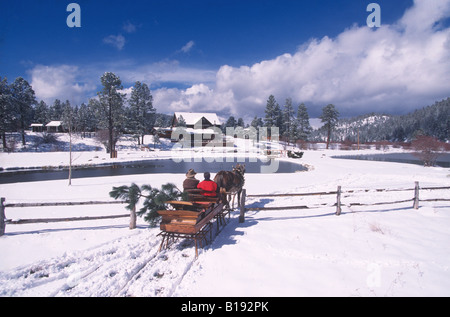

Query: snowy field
<box><xmin>0</xmin><ymin>134</ymin><xmax>449</xmax><ymax>297</ymax></box>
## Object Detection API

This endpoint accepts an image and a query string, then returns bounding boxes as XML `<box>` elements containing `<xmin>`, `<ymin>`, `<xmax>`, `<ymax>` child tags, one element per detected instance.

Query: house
<box><xmin>171</xmin><ymin>112</ymin><xmax>222</xmax><ymax>146</ymax></box>
<box><xmin>172</xmin><ymin>112</ymin><xmax>221</xmax><ymax>129</ymax></box>
<box><xmin>30</xmin><ymin>123</ymin><xmax>44</xmax><ymax>133</ymax></box>
<box><xmin>46</xmin><ymin>121</ymin><xmax>64</xmax><ymax>133</ymax></box>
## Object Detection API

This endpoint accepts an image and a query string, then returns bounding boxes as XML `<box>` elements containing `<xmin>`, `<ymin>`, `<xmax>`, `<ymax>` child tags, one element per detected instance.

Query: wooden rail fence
<box><xmin>238</xmin><ymin>182</ymin><xmax>450</xmax><ymax>223</ymax></box>
<box><xmin>1</xmin><ymin>182</ymin><xmax>449</xmax><ymax>236</ymax></box>
<box><xmin>0</xmin><ymin>199</ymin><xmax>130</xmax><ymax>236</ymax></box>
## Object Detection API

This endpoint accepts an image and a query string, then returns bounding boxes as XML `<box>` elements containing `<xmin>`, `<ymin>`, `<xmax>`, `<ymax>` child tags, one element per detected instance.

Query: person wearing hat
<box><xmin>183</xmin><ymin>169</ymin><xmax>200</xmax><ymax>192</ymax></box>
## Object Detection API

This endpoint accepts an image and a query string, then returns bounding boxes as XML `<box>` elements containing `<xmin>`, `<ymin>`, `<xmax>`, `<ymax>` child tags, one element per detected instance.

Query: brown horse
<box><xmin>214</xmin><ymin>164</ymin><xmax>245</xmax><ymax>208</ymax></box>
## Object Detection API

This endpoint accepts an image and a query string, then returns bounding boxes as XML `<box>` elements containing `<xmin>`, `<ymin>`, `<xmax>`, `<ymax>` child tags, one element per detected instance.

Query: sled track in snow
<box><xmin>0</xmin><ymin>230</ymin><xmax>199</xmax><ymax>297</ymax></box>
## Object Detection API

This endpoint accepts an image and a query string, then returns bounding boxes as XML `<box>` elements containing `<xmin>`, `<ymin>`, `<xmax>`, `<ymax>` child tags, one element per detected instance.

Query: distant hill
<box><xmin>311</xmin><ymin>98</ymin><xmax>449</xmax><ymax>143</ymax></box>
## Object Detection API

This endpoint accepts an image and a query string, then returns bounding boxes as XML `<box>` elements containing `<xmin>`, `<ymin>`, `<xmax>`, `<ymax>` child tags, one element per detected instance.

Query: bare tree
<box><xmin>412</xmin><ymin>135</ymin><xmax>444</xmax><ymax>166</ymax></box>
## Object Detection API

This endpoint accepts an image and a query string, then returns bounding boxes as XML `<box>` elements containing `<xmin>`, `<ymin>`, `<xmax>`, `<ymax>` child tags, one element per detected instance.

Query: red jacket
<box><xmin>197</xmin><ymin>180</ymin><xmax>218</xmax><ymax>197</ymax></box>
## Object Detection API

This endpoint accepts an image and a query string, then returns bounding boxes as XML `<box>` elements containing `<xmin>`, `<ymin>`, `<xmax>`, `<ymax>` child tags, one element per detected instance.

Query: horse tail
<box><xmin>213</xmin><ymin>171</ymin><xmax>224</xmax><ymax>191</ymax></box>
<box><xmin>214</xmin><ymin>171</ymin><xmax>230</xmax><ymax>204</ymax></box>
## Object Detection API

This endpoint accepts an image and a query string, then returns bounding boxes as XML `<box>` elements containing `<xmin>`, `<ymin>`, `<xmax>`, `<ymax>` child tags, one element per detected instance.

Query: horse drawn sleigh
<box><xmin>157</xmin><ymin>164</ymin><xmax>245</xmax><ymax>257</ymax></box>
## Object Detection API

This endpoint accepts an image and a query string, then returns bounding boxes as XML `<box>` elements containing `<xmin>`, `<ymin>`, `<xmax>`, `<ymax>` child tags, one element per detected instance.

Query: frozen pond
<box><xmin>333</xmin><ymin>152</ymin><xmax>450</xmax><ymax>167</ymax></box>
<box><xmin>0</xmin><ymin>157</ymin><xmax>307</xmax><ymax>184</ymax></box>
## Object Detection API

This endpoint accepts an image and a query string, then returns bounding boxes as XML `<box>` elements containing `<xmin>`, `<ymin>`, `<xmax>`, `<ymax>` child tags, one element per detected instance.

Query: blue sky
<box><xmin>1</xmin><ymin>0</ymin><xmax>450</xmax><ymax>120</ymax></box>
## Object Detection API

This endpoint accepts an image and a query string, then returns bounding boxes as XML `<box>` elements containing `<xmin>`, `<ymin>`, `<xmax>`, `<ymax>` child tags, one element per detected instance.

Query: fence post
<box><xmin>239</xmin><ymin>189</ymin><xmax>246</xmax><ymax>223</ymax></box>
<box><xmin>1</xmin><ymin>198</ymin><xmax>5</xmax><ymax>236</ymax></box>
<box><xmin>413</xmin><ymin>181</ymin><xmax>420</xmax><ymax>210</ymax></box>
<box><xmin>336</xmin><ymin>186</ymin><xmax>342</xmax><ymax>216</ymax></box>
<box><xmin>130</xmin><ymin>205</ymin><xmax>137</xmax><ymax>230</ymax></box>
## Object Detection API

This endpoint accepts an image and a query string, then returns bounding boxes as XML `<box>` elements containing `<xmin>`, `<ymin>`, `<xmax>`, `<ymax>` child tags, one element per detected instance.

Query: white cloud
<box><xmin>169</xmin><ymin>0</ymin><xmax>450</xmax><ymax>117</ymax></box>
<box><xmin>400</xmin><ymin>0</ymin><xmax>450</xmax><ymax>33</ymax></box>
<box><xmin>29</xmin><ymin>65</ymin><xmax>95</xmax><ymax>105</ymax></box>
<box><xmin>153</xmin><ymin>84</ymin><xmax>234</xmax><ymax>114</ymax></box>
<box><xmin>122</xmin><ymin>21</ymin><xmax>137</xmax><ymax>33</ymax></box>
<box><xmin>180</xmin><ymin>40</ymin><xmax>195</xmax><ymax>53</ymax></box>
<box><xmin>118</xmin><ymin>60</ymin><xmax>216</xmax><ymax>86</ymax></box>
<box><xmin>103</xmin><ymin>34</ymin><xmax>126</xmax><ymax>50</ymax></box>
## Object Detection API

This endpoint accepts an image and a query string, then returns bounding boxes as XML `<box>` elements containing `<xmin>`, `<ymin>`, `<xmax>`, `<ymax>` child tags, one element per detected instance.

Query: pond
<box><xmin>333</xmin><ymin>152</ymin><xmax>450</xmax><ymax>168</ymax></box>
<box><xmin>0</xmin><ymin>157</ymin><xmax>307</xmax><ymax>184</ymax></box>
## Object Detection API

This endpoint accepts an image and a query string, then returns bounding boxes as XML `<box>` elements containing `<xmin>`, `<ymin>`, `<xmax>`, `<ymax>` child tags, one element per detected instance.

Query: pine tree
<box><xmin>110</xmin><ymin>183</ymin><xmax>186</xmax><ymax>227</ymax></box>
<box><xmin>273</xmin><ymin>103</ymin><xmax>283</xmax><ymax>134</ymax></box>
<box><xmin>296</xmin><ymin>103</ymin><xmax>312</xmax><ymax>141</ymax></box>
<box><xmin>320</xmin><ymin>104</ymin><xmax>339</xmax><ymax>149</ymax></box>
<box><xmin>77</xmin><ymin>102</ymin><xmax>96</xmax><ymax>138</ymax></box>
<box><xmin>225</xmin><ymin>116</ymin><xmax>237</xmax><ymax>129</ymax></box>
<box><xmin>50</xmin><ymin>99</ymin><xmax>64</xmax><ymax>121</ymax></box>
<box><xmin>10</xmin><ymin>77</ymin><xmax>36</xmax><ymax>145</ymax></box>
<box><xmin>129</xmin><ymin>81</ymin><xmax>155</xmax><ymax>145</ymax></box>
<box><xmin>34</xmin><ymin>100</ymin><xmax>50</xmax><ymax>124</ymax></box>
<box><xmin>0</xmin><ymin>77</ymin><xmax>14</xmax><ymax>149</ymax></box>
<box><xmin>264</xmin><ymin>95</ymin><xmax>277</xmax><ymax>127</ymax></box>
<box><xmin>251</xmin><ymin>116</ymin><xmax>263</xmax><ymax>129</ymax></box>
<box><xmin>282</xmin><ymin>98</ymin><xmax>295</xmax><ymax>142</ymax></box>
<box><xmin>93</xmin><ymin>72</ymin><xmax>126</xmax><ymax>157</ymax></box>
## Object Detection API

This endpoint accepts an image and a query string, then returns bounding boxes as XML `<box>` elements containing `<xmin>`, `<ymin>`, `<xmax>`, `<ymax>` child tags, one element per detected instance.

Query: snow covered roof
<box><xmin>174</xmin><ymin>112</ymin><xmax>221</xmax><ymax>126</ymax></box>
<box><xmin>183</xmin><ymin>128</ymin><xmax>221</xmax><ymax>134</ymax></box>
<box><xmin>46</xmin><ymin>121</ymin><xmax>62</xmax><ymax>127</ymax></box>
<box><xmin>30</xmin><ymin>123</ymin><xmax>44</xmax><ymax>127</ymax></box>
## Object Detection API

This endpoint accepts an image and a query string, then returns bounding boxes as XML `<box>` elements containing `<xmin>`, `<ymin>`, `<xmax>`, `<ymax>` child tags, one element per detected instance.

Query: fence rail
<box><xmin>0</xmin><ymin>198</ymin><xmax>129</xmax><ymax>236</ymax></box>
<box><xmin>239</xmin><ymin>182</ymin><xmax>450</xmax><ymax>222</ymax></box>
<box><xmin>4</xmin><ymin>200</ymin><xmax>126</xmax><ymax>208</ymax></box>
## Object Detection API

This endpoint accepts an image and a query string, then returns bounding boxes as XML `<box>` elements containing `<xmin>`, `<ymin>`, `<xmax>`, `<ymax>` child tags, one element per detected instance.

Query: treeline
<box><xmin>0</xmin><ymin>74</ymin><xmax>172</xmax><ymax>154</ymax></box>
<box><xmin>228</xmin><ymin>94</ymin><xmax>448</xmax><ymax>144</ymax></box>
<box><xmin>223</xmin><ymin>95</ymin><xmax>316</xmax><ymax>142</ymax></box>
<box><xmin>311</xmin><ymin>98</ymin><xmax>449</xmax><ymax>143</ymax></box>
<box><xmin>223</xmin><ymin>95</ymin><xmax>339</xmax><ymax>148</ymax></box>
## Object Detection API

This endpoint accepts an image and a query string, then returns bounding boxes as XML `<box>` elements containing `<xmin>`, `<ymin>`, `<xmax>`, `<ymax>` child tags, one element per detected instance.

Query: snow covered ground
<box><xmin>0</xmin><ymin>133</ymin><xmax>449</xmax><ymax>297</ymax></box>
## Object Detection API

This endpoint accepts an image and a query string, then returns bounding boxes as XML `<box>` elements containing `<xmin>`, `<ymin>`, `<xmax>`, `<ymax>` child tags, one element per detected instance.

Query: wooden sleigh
<box><xmin>157</xmin><ymin>188</ymin><xmax>230</xmax><ymax>257</ymax></box>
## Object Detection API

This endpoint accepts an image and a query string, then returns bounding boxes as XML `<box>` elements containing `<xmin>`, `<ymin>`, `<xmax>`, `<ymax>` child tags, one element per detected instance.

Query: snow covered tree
<box><xmin>10</xmin><ymin>77</ymin><xmax>36</xmax><ymax>145</ymax></box>
<box><xmin>282</xmin><ymin>98</ymin><xmax>295</xmax><ymax>142</ymax></box>
<box><xmin>34</xmin><ymin>100</ymin><xmax>50</xmax><ymax>124</ymax></box>
<box><xmin>0</xmin><ymin>77</ymin><xmax>14</xmax><ymax>149</ymax></box>
<box><xmin>129</xmin><ymin>81</ymin><xmax>155</xmax><ymax>145</ymax></box>
<box><xmin>93</xmin><ymin>72</ymin><xmax>126</xmax><ymax>157</ymax></box>
<box><xmin>176</xmin><ymin>115</ymin><xmax>186</xmax><ymax>127</ymax></box>
<box><xmin>251</xmin><ymin>116</ymin><xmax>263</xmax><ymax>129</ymax></box>
<box><xmin>320</xmin><ymin>104</ymin><xmax>339</xmax><ymax>149</ymax></box>
<box><xmin>50</xmin><ymin>99</ymin><xmax>64</xmax><ymax>121</ymax></box>
<box><xmin>77</xmin><ymin>102</ymin><xmax>96</xmax><ymax>138</ymax></box>
<box><xmin>264</xmin><ymin>95</ymin><xmax>277</xmax><ymax>127</ymax></box>
<box><xmin>273</xmin><ymin>103</ymin><xmax>283</xmax><ymax>133</ymax></box>
<box><xmin>225</xmin><ymin>116</ymin><xmax>237</xmax><ymax>129</ymax></box>
<box><xmin>61</xmin><ymin>100</ymin><xmax>79</xmax><ymax>133</ymax></box>
<box><xmin>296</xmin><ymin>103</ymin><xmax>312</xmax><ymax>141</ymax></box>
